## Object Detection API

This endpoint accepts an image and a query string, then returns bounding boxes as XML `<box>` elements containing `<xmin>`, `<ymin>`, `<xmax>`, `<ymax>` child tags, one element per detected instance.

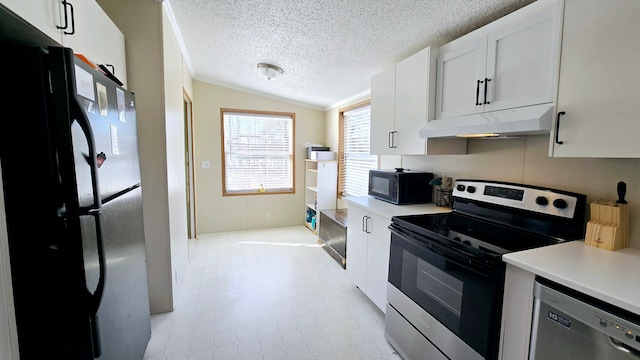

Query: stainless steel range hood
<box><xmin>419</xmin><ymin>103</ymin><xmax>553</xmax><ymax>138</ymax></box>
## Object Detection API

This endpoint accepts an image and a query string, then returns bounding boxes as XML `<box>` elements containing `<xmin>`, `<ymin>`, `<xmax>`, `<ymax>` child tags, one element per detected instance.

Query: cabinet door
<box><xmin>394</xmin><ymin>48</ymin><xmax>429</xmax><ymax>155</ymax></box>
<box><xmin>63</xmin><ymin>0</ymin><xmax>127</xmax><ymax>86</ymax></box>
<box><xmin>370</xmin><ymin>66</ymin><xmax>396</xmax><ymax>155</ymax></box>
<box><xmin>2</xmin><ymin>0</ymin><xmax>63</xmax><ymax>43</ymax></box>
<box><xmin>435</xmin><ymin>37</ymin><xmax>487</xmax><ymax>119</ymax></box>
<box><xmin>315</xmin><ymin>161</ymin><xmax>337</xmax><ymax>210</ymax></box>
<box><xmin>346</xmin><ymin>206</ymin><xmax>368</xmax><ymax>292</ymax></box>
<box><xmin>366</xmin><ymin>213</ymin><xmax>391</xmax><ymax>313</ymax></box>
<box><xmin>552</xmin><ymin>0</ymin><xmax>640</xmax><ymax>158</ymax></box>
<box><xmin>485</xmin><ymin>6</ymin><xmax>558</xmax><ymax>112</ymax></box>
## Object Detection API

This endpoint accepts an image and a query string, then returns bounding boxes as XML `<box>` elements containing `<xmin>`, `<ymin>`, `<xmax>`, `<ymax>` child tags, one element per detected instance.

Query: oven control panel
<box><xmin>453</xmin><ymin>180</ymin><xmax>581</xmax><ymax>219</ymax></box>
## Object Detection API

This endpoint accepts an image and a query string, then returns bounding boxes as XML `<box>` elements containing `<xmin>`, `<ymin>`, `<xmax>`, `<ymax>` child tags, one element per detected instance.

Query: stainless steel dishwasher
<box><xmin>529</xmin><ymin>279</ymin><xmax>640</xmax><ymax>359</ymax></box>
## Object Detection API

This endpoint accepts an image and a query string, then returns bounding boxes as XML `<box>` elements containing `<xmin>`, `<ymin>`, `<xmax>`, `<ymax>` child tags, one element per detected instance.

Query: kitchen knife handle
<box><xmin>617</xmin><ymin>181</ymin><xmax>627</xmax><ymax>204</ymax></box>
<box><xmin>555</xmin><ymin>111</ymin><xmax>565</xmax><ymax>144</ymax></box>
<box><xmin>483</xmin><ymin>78</ymin><xmax>491</xmax><ymax>104</ymax></box>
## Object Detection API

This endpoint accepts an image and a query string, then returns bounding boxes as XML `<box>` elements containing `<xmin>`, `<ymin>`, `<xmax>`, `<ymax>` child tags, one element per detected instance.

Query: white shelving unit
<box><xmin>304</xmin><ymin>160</ymin><xmax>338</xmax><ymax>233</ymax></box>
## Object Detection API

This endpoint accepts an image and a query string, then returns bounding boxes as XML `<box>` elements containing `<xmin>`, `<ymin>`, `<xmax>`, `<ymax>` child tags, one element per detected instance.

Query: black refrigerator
<box><xmin>0</xmin><ymin>7</ymin><xmax>151</xmax><ymax>360</ymax></box>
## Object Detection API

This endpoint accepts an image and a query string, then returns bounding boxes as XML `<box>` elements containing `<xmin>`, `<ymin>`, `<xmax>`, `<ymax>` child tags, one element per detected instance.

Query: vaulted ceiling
<box><xmin>166</xmin><ymin>0</ymin><xmax>535</xmax><ymax>110</ymax></box>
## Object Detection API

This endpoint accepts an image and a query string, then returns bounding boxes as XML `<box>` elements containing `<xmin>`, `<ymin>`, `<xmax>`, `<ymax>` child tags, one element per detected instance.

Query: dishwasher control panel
<box><xmin>595</xmin><ymin>315</ymin><xmax>640</xmax><ymax>343</ymax></box>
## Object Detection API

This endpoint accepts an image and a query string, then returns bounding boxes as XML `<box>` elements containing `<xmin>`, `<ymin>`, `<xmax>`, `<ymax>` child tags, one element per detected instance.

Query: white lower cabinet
<box><xmin>346</xmin><ymin>204</ymin><xmax>391</xmax><ymax>313</ymax></box>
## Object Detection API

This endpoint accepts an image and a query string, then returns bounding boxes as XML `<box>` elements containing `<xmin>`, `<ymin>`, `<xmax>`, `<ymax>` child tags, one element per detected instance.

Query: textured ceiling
<box><xmin>166</xmin><ymin>0</ymin><xmax>535</xmax><ymax>110</ymax></box>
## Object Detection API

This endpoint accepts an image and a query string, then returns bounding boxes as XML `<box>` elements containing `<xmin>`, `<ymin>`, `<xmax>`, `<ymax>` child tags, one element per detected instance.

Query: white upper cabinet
<box><xmin>62</xmin><ymin>0</ymin><xmax>127</xmax><ymax>86</ymax></box>
<box><xmin>551</xmin><ymin>0</ymin><xmax>640</xmax><ymax>158</ymax></box>
<box><xmin>371</xmin><ymin>46</ymin><xmax>466</xmax><ymax>155</ymax></box>
<box><xmin>436</xmin><ymin>38</ymin><xmax>487</xmax><ymax>119</ymax></box>
<box><xmin>370</xmin><ymin>64</ymin><xmax>396</xmax><ymax>154</ymax></box>
<box><xmin>436</xmin><ymin>3</ymin><xmax>560</xmax><ymax>119</ymax></box>
<box><xmin>2</xmin><ymin>0</ymin><xmax>64</xmax><ymax>43</ymax></box>
<box><xmin>2</xmin><ymin>0</ymin><xmax>127</xmax><ymax>87</ymax></box>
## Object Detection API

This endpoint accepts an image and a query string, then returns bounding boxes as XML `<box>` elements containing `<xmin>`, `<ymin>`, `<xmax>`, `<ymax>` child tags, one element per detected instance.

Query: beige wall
<box><xmin>193</xmin><ymin>81</ymin><xmax>325</xmax><ymax>234</ymax></box>
<box><xmin>97</xmin><ymin>0</ymin><xmax>192</xmax><ymax>314</ymax></box>
<box><xmin>161</xmin><ymin>7</ymin><xmax>190</xmax><ymax>311</ymax></box>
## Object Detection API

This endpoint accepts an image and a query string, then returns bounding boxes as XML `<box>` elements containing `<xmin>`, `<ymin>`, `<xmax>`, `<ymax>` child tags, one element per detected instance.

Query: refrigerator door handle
<box><xmin>77</xmin><ymin>206</ymin><xmax>102</xmax><ymax>216</ymax></box>
<box><xmin>77</xmin><ymin>205</ymin><xmax>105</xmax><ymax>357</ymax></box>
<box><xmin>71</xmin><ymin>98</ymin><xmax>106</xmax><ymax>358</ymax></box>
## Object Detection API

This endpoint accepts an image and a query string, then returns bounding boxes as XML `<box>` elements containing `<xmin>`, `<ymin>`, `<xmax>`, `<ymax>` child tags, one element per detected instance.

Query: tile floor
<box><xmin>143</xmin><ymin>226</ymin><xmax>402</xmax><ymax>360</ymax></box>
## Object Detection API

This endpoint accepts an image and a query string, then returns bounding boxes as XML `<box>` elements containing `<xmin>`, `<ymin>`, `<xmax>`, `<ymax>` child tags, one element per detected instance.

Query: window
<box><xmin>221</xmin><ymin>109</ymin><xmax>295</xmax><ymax>195</ymax></box>
<box><xmin>339</xmin><ymin>102</ymin><xmax>378</xmax><ymax>197</ymax></box>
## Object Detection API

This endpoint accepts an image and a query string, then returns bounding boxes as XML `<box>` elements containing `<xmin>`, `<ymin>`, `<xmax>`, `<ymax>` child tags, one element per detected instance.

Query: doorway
<box><xmin>183</xmin><ymin>91</ymin><xmax>196</xmax><ymax>239</ymax></box>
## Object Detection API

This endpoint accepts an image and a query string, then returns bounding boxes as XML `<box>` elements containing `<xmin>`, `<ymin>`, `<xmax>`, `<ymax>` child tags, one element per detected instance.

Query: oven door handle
<box><xmin>389</xmin><ymin>224</ymin><xmax>495</xmax><ymax>275</ymax></box>
<box><xmin>389</xmin><ymin>223</ymin><xmax>475</xmax><ymax>258</ymax></box>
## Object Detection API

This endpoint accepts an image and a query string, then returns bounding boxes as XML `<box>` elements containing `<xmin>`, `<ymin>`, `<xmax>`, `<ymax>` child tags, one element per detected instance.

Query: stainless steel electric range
<box><xmin>385</xmin><ymin>179</ymin><xmax>587</xmax><ymax>360</ymax></box>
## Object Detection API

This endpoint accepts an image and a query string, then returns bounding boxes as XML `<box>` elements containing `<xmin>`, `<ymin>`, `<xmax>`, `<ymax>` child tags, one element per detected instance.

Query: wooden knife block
<box><xmin>585</xmin><ymin>200</ymin><xmax>629</xmax><ymax>251</ymax></box>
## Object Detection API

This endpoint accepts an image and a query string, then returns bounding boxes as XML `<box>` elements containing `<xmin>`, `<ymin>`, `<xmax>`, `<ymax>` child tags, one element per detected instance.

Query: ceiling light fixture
<box><xmin>257</xmin><ymin>63</ymin><xmax>284</xmax><ymax>80</ymax></box>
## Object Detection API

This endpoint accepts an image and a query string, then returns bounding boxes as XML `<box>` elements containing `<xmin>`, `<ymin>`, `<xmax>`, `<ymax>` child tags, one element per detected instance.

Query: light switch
<box><xmin>201</xmin><ymin>161</ymin><xmax>211</xmax><ymax>169</ymax></box>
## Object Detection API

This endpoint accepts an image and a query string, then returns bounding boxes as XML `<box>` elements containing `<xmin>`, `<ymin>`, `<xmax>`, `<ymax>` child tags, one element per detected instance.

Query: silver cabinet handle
<box><xmin>361</xmin><ymin>215</ymin><xmax>371</xmax><ymax>233</ymax></box>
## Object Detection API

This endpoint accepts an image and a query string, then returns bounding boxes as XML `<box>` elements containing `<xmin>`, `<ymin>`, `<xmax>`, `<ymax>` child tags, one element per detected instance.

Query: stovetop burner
<box><xmin>391</xmin><ymin>179</ymin><xmax>587</xmax><ymax>259</ymax></box>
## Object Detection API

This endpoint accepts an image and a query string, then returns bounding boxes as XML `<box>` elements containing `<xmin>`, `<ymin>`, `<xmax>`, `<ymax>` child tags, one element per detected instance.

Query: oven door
<box><xmin>386</xmin><ymin>224</ymin><xmax>504</xmax><ymax>360</ymax></box>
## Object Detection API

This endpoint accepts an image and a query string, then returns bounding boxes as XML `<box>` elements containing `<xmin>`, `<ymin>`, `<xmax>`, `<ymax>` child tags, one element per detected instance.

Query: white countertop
<box><xmin>503</xmin><ymin>241</ymin><xmax>640</xmax><ymax>315</ymax></box>
<box><xmin>343</xmin><ymin>196</ymin><xmax>452</xmax><ymax>219</ymax></box>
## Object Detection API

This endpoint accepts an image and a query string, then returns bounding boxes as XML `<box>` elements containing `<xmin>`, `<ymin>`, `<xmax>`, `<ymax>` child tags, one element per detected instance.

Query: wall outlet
<box><xmin>265</xmin><ymin>213</ymin><xmax>271</xmax><ymax>221</ymax></box>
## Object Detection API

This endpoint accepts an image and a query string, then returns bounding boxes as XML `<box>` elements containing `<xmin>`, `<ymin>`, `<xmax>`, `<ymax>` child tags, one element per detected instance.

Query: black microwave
<box><xmin>368</xmin><ymin>169</ymin><xmax>433</xmax><ymax>205</ymax></box>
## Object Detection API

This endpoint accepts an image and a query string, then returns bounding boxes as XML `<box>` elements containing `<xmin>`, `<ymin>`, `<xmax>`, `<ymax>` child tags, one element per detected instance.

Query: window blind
<box><xmin>341</xmin><ymin>104</ymin><xmax>377</xmax><ymax>197</ymax></box>
<box><xmin>222</xmin><ymin>111</ymin><xmax>294</xmax><ymax>194</ymax></box>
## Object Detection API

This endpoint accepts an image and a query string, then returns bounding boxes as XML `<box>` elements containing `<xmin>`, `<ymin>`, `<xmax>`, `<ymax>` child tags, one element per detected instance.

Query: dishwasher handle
<box><xmin>608</xmin><ymin>337</ymin><xmax>640</xmax><ymax>358</ymax></box>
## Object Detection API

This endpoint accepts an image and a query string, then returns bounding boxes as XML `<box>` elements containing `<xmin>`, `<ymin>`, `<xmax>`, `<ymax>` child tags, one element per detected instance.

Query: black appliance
<box><xmin>368</xmin><ymin>168</ymin><xmax>433</xmax><ymax>205</ymax></box>
<box><xmin>385</xmin><ymin>179</ymin><xmax>586</xmax><ymax>360</ymax></box>
<box><xmin>0</xmin><ymin>7</ymin><xmax>151</xmax><ymax>359</ymax></box>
